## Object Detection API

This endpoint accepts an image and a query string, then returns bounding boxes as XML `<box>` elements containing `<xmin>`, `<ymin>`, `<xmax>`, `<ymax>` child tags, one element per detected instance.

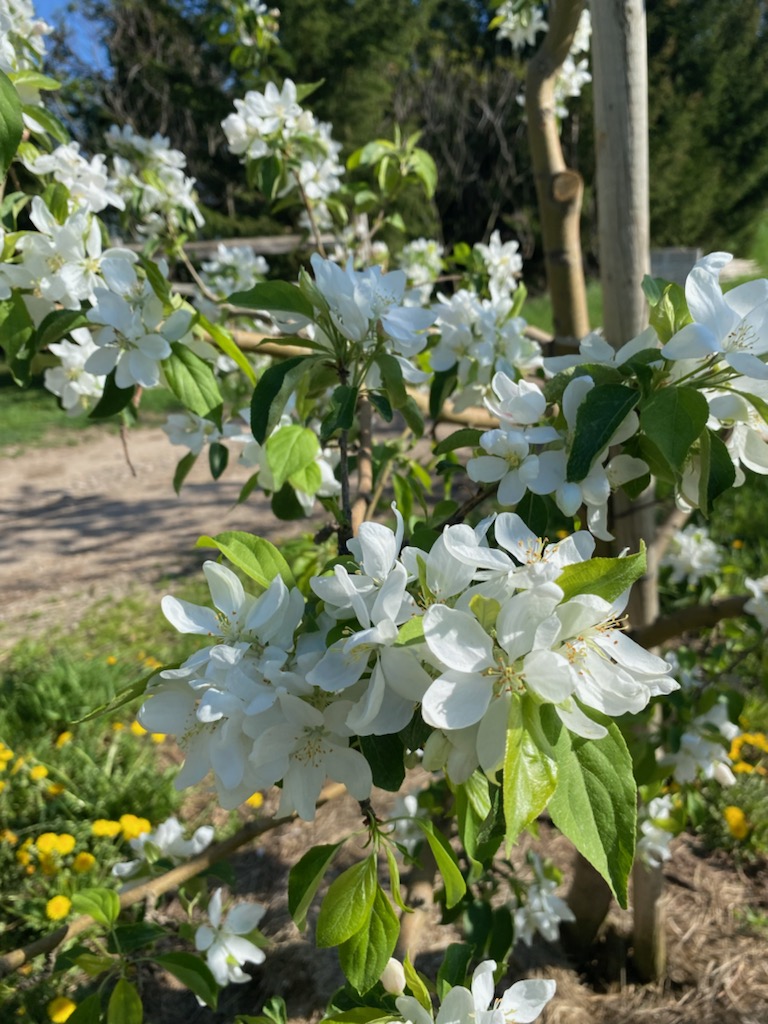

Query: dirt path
<box><xmin>0</xmin><ymin>428</ymin><xmax>308</xmax><ymax>649</ymax></box>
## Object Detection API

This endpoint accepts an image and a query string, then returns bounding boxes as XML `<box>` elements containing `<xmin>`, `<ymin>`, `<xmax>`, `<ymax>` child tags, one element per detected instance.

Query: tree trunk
<box><xmin>591</xmin><ymin>0</ymin><xmax>665</xmax><ymax>981</ymax></box>
<box><xmin>525</xmin><ymin>0</ymin><xmax>590</xmax><ymax>346</ymax></box>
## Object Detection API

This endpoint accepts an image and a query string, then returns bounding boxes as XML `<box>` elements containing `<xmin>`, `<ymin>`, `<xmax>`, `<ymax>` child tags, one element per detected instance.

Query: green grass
<box><xmin>0</xmin><ymin>367</ymin><xmax>183</xmax><ymax>452</ymax></box>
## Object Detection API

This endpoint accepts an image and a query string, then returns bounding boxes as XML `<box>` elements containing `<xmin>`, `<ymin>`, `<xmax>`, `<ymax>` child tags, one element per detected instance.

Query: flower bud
<box><xmin>380</xmin><ymin>957</ymin><xmax>406</xmax><ymax>995</ymax></box>
<box><xmin>713</xmin><ymin>762</ymin><xmax>736</xmax><ymax>787</ymax></box>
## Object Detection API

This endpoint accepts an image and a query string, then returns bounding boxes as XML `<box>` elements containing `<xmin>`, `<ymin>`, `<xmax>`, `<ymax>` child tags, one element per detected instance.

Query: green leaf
<box><xmin>641</xmin><ymin>275</ymin><xmax>667</xmax><ymax>306</ymax></box>
<box><xmin>36</xmin><ymin>309</ymin><xmax>90</xmax><ymax>350</ymax></box>
<box><xmin>107</xmin><ymin>922</ymin><xmax>166</xmax><ymax>953</ymax></box>
<box><xmin>567</xmin><ymin>385</ymin><xmax>640</xmax><ymax>482</ymax></box>
<box><xmin>429</xmin><ymin>366</ymin><xmax>458</xmax><ymax>420</ymax></box>
<box><xmin>0</xmin><ymin>291</ymin><xmax>35</xmax><ymax>385</ymax></box>
<box><xmin>196</xmin><ymin>531</ymin><xmax>296</xmax><ymax>589</ymax></box>
<box><xmin>649</xmin><ymin>283</ymin><xmax>692</xmax><ymax>343</ymax></box>
<box><xmin>67</xmin><ymin>994</ymin><xmax>103</xmax><ymax>1024</ymax></box>
<box><xmin>20</xmin><ymin>102</ymin><xmax>69</xmax><ymax>144</ymax></box>
<box><xmin>400</xmin><ymin>395</ymin><xmax>424</xmax><ymax>438</ymax></box>
<box><xmin>639</xmin><ymin>385</ymin><xmax>709</xmax><ymax>475</ymax></box>
<box><xmin>229</xmin><ymin>281</ymin><xmax>314</xmax><ymax>322</ymax></box>
<box><xmin>250</xmin><ymin>355</ymin><xmax>316</xmax><ymax>444</ymax></box>
<box><xmin>271</xmin><ymin>483</ymin><xmax>308</xmax><ymax>520</ymax></box>
<box><xmin>163</xmin><ymin>342</ymin><xmax>223</xmax><ymax>420</ymax></box>
<box><xmin>369</xmin><ymin>391</ymin><xmax>393</xmax><ymax>422</ymax></box>
<box><xmin>107</xmin><ymin>979</ymin><xmax>143</xmax><ymax>1024</ymax></box>
<box><xmin>10</xmin><ymin>69</ymin><xmax>61</xmax><ymax>91</ymax></box>
<box><xmin>316</xmin><ymin>855</ymin><xmax>378</xmax><ymax>947</ymax></box>
<box><xmin>503</xmin><ymin>695</ymin><xmax>558</xmax><ymax>848</ymax></box>
<box><xmin>433</xmin><ymin>429</ymin><xmax>482</xmax><ymax>456</ymax></box>
<box><xmin>543</xmin><ymin>708</ymin><xmax>636</xmax><ymax>906</ymax></box>
<box><xmin>394</xmin><ymin>617</ymin><xmax>425</xmax><ymax>647</ymax></box>
<box><xmin>320</xmin><ymin>1012</ymin><xmax>396</xmax><ymax>1024</ymax></box>
<box><xmin>321</xmin><ymin>384</ymin><xmax>358</xmax><ymax>442</ymax></box>
<box><xmin>209</xmin><ymin>441</ymin><xmax>229</xmax><ymax>480</ymax></box>
<box><xmin>339</xmin><ymin>886</ymin><xmax>399</xmax><ymax>994</ymax></box>
<box><xmin>288</xmin><ymin>842</ymin><xmax>344</xmax><ymax>931</ymax></box>
<box><xmin>556</xmin><ymin>544</ymin><xmax>646</xmax><ymax>603</ymax></box>
<box><xmin>89</xmin><ymin>370</ymin><xmax>135</xmax><ymax>420</ymax></box>
<box><xmin>385</xmin><ymin>845</ymin><xmax>410</xmax><ymax>915</ymax></box>
<box><xmin>74</xmin><ymin>952</ymin><xmax>115</xmax><ymax>977</ymax></box>
<box><xmin>265</xmin><ymin>424</ymin><xmax>320</xmax><ymax>492</ymax></box>
<box><xmin>375</xmin><ymin>353</ymin><xmax>408</xmax><ymax>409</ymax></box>
<box><xmin>412</xmin><ymin>820</ymin><xmax>466</xmax><ymax>909</ymax></box>
<box><xmin>403</xmin><ymin>954</ymin><xmax>431</xmax><ymax>1009</ymax></box>
<box><xmin>72</xmin><ymin>887</ymin><xmax>121</xmax><ymax>928</ymax></box>
<box><xmin>137</xmin><ymin>254</ymin><xmax>171</xmax><ymax>303</ymax></box>
<box><xmin>173</xmin><ymin>451</ymin><xmax>198</xmax><ymax>494</ymax></box>
<box><xmin>436</xmin><ymin>943</ymin><xmax>472</xmax><ymax>999</ymax></box>
<box><xmin>196</xmin><ymin>313</ymin><xmax>257</xmax><ymax>384</ymax></box>
<box><xmin>0</xmin><ymin>70</ymin><xmax>22</xmax><ymax>179</ymax></box>
<box><xmin>697</xmin><ymin>428</ymin><xmax>736</xmax><ymax>515</ymax></box>
<box><xmin>359</xmin><ymin>733</ymin><xmax>405</xmax><ymax>792</ymax></box>
<box><xmin>155</xmin><ymin>952</ymin><xmax>219</xmax><ymax>1010</ymax></box>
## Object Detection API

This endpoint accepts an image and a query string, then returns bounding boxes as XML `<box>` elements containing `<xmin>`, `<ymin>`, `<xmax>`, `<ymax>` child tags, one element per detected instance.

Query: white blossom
<box><xmin>195</xmin><ymin>888</ymin><xmax>266</xmax><ymax>987</ymax></box>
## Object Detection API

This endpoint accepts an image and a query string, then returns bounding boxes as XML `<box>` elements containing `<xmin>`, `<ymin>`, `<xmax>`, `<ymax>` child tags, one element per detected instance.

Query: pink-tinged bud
<box><xmin>380</xmin><ymin>957</ymin><xmax>406</xmax><ymax>995</ymax></box>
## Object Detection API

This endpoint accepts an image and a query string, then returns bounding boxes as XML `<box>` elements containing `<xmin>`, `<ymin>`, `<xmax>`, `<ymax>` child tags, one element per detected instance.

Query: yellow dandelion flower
<box><xmin>47</xmin><ymin>997</ymin><xmax>77</xmax><ymax>1023</ymax></box>
<box><xmin>91</xmin><ymin>819</ymin><xmax>121</xmax><ymax>838</ymax></box>
<box><xmin>0</xmin><ymin>742</ymin><xmax>14</xmax><ymax>763</ymax></box>
<box><xmin>111</xmin><ymin>722</ymin><xmax>124</xmax><ymax>732</ymax></box>
<box><xmin>72</xmin><ymin>852</ymin><xmax>96</xmax><ymax>873</ymax></box>
<box><xmin>25</xmin><ymin>864</ymin><xmax>36</xmax><ymax>875</ymax></box>
<box><xmin>46</xmin><ymin>895</ymin><xmax>72</xmax><ymax>921</ymax></box>
<box><xmin>106</xmin><ymin>656</ymin><xmax>117</xmax><ymax>666</ymax></box>
<box><xmin>55</xmin><ymin>834</ymin><xmax>75</xmax><ymax>855</ymax></box>
<box><xmin>47</xmin><ymin>783</ymin><xmax>66</xmax><ymax>797</ymax></box>
<box><xmin>731</xmin><ymin>539</ymin><xmax>744</xmax><ymax>549</ymax></box>
<box><xmin>36</xmin><ymin>833</ymin><xmax>59</xmax><ymax>855</ymax></box>
<box><xmin>0</xmin><ymin>829</ymin><xmax>18</xmax><ymax>845</ymax></box>
<box><xmin>16</xmin><ymin>839</ymin><xmax>32</xmax><ymax>866</ymax></box>
<box><xmin>30</xmin><ymin>765</ymin><xmax>49</xmax><ymax>781</ymax></box>
<box><xmin>11</xmin><ymin>757</ymin><xmax>25</xmax><ymax>774</ymax></box>
<box><xmin>119</xmin><ymin>814</ymin><xmax>151</xmax><ymax>840</ymax></box>
<box><xmin>144</xmin><ymin>656</ymin><xmax>162</xmax><ymax>670</ymax></box>
<box><xmin>246</xmin><ymin>792</ymin><xmax>264</xmax><ymax>809</ymax></box>
<box><xmin>130</xmin><ymin>721</ymin><xmax>147</xmax><ymax>737</ymax></box>
<box><xmin>150</xmin><ymin>733</ymin><xmax>166</xmax><ymax>744</ymax></box>
<box><xmin>55</xmin><ymin>731</ymin><xmax>73</xmax><ymax>748</ymax></box>
<box><xmin>734</xmin><ymin>762</ymin><xmax>754</xmax><ymax>774</ymax></box>
<box><xmin>724</xmin><ymin>805</ymin><xmax>750</xmax><ymax>840</ymax></box>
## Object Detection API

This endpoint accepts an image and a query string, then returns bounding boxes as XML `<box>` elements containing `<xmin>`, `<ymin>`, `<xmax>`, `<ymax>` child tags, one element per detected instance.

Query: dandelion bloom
<box><xmin>47</xmin><ymin>783</ymin><xmax>66</xmax><ymax>797</ymax></box>
<box><xmin>48</xmin><ymin>996</ymin><xmax>77</xmax><ymax>1022</ymax></box>
<box><xmin>245</xmin><ymin>792</ymin><xmax>264</xmax><ymax>809</ymax></box>
<box><xmin>30</xmin><ymin>765</ymin><xmax>49</xmax><ymax>781</ymax></box>
<box><xmin>91</xmin><ymin>819</ymin><xmax>121</xmax><ymax>838</ymax></box>
<box><xmin>56</xmin><ymin>731</ymin><xmax>73</xmax><ymax>748</ymax></box>
<box><xmin>46</xmin><ymin>895</ymin><xmax>72</xmax><ymax>921</ymax></box>
<box><xmin>724</xmin><ymin>806</ymin><xmax>749</xmax><ymax>840</ymax></box>
<box><xmin>130</xmin><ymin>721</ymin><xmax>147</xmax><ymax>737</ymax></box>
<box><xmin>119</xmin><ymin>814</ymin><xmax>151</xmax><ymax>840</ymax></box>
<box><xmin>0</xmin><ymin>829</ymin><xmax>18</xmax><ymax>845</ymax></box>
<box><xmin>72</xmin><ymin>852</ymin><xmax>96</xmax><ymax>873</ymax></box>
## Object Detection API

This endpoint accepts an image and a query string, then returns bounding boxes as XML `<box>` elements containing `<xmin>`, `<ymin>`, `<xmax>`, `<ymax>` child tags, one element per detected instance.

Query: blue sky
<box><xmin>35</xmin><ymin>0</ymin><xmax>107</xmax><ymax>69</ymax></box>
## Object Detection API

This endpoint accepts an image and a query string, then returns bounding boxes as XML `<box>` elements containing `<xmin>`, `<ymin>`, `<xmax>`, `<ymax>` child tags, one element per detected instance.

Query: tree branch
<box><xmin>629</xmin><ymin>595</ymin><xmax>749</xmax><ymax>650</ymax></box>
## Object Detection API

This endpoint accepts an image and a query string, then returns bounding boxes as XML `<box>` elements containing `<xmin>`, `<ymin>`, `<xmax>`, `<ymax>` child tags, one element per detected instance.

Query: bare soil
<box><xmin>2</xmin><ymin>429</ymin><xmax>767</xmax><ymax>1024</ymax></box>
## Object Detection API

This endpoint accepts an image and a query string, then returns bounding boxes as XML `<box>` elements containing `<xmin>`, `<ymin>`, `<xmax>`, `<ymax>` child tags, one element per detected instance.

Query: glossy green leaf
<box><xmin>196</xmin><ymin>313</ymin><xmax>257</xmax><ymax>384</ymax></box>
<box><xmin>697</xmin><ymin>427</ymin><xmax>736</xmax><ymax>515</ymax></box>
<box><xmin>107</xmin><ymin>979</ymin><xmax>143</xmax><ymax>1024</ymax></box>
<box><xmin>375</xmin><ymin>353</ymin><xmax>408</xmax><ymax>409</ymax></box>
<box><xmin>0</xmin><ymin>70</ymin><xmax>22</xmax><ymax>178</ymax></box>
<box><xmin>543</xmin><ymin>707</ymin><xmax>636</xmax><ymax>907</ymax></box>
<box><xmin>556</xmin><ymin>544</ymin><xmax>646</xmax><ymax>603</ymax></box>
<box><xmin>288</xmin><ymin>842</ymin><xmax>343</xmax><ymax>931</ymax></box>
<box><xmin>265</xmin><ymin>424</ymin><xmax>320</xmax><ymax>492</ymax></box>
<box><xmin>321</xmin><ymin>384</ymin><xmax>358</xmax><ymax>442</ymax></box>
<box><xmin>173</xmin><ymin>451</ymin><xmax>198</xmax><ymax>494</ymax></box>
<box><xmin>339</xmin><ymin>885</ymin><xmax>399</xmax><ymax>994</ymax></box>
<box><xmin>196</xmin><ymin>530</ymin><xmax>296</xmax><ymax>589</ymax></box>
<box><xmin>503</xmin><ymin>695</ymin><xmax>558</xmax><ymax>848</ymax></box>
<box><xmin>155</xmin><ymin>952</ymin><xmax>219</xmax><ymax>1010</ymax></box>
<box><xmin>228</xmin><ymin>281</ymin><xmax>314</xmax><ymax>321</ymax></box>
<box><xmin>639</xmin><ymin>385</ymin><xmax>708</xmax><ymax>474</ymax></box>
<box><xmin>412</xmin><ymin>820</ymin><xmax>466</xmax><ymax>909</ymax></box>
<box><xmin>36</xmin><ymin>309</ymin><xmax>90</xmax><ymax>350</ymax></box>
<box><xmin>163</xmin><ymin>342</ymin><xmax>223</xmax><ymax>420</ymax></box>
<box><xmin>359</xmin><ymin>733</ymin><xmax>405</xmax><ymax>792</ymax></box>
<box><xmin>0</xmin><ymin>291</ymin><xmax>35</xmax><ymax>385</ymax></box>
<box><xmin>72</xmin><ymin>887</ymin><xmax>121</xmax><ymax>928</ymax></box>
<box><xmin>567</xmin><ymin>384</ymin><xmax>640</xmax><ymax>482</ymax></box>
<box><xmin>316</xmin><ymin>855</ymin><xmax>378</xmax><ymax>947</ymax></box>
<box><xmin>88</xmin><ymin>370</ymin><xmax>135</xmax><ymax>419</ymax></box>
<box><xmin>67</xmin><ymin>994</ymin><xmax>102</xmax><ymax>1024</ymax></box>
<box><xmin>433</xmin><ymin>429</ymin><xmax>482</xmax><ymax>456</ymax></box>
<box><xmin>250</xmin><ymin>355</ymin><xmax>316</xmax><ymax>444</ymax></box>
<box><xmin>403</xmin><ymin>954</ymin><xmax>431</xmax><ymax>1009</ymax></box>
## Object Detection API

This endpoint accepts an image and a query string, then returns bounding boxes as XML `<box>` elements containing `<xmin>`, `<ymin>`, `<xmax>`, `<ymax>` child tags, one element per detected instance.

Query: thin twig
<box><xmin>293</xmin><ymin>171</ymin><xmax>326</xmax><ymax>257</ymax></box>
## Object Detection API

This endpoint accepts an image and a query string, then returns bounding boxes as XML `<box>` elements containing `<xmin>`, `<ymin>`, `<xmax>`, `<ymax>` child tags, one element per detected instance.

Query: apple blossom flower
<box><xmin>396</xmin><ymin>959</ymin><xmax>555</xmax><ymax>1024</ymax></box>
<box><xmin>661</xmin><ymin>523</ymin><xmax>722</xmax><ymax>586</ymax></box>
<box><xmin>112</xmin><ymin>816</ymin><xmax>214</xmax><ymax>879</ymax></box>
<box><xmin>511</xmin><ymin>854</ymin><xmax>575</xmax><ymax>946</ymax></box>
<box><xmin>195</xmin><ymin>888</ymin><xmax>266</xmax><ymax>986</ymax></box>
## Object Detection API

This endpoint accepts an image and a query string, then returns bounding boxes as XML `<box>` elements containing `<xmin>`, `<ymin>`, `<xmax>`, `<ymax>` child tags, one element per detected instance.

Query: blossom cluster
<box><xmin>660</xmin><ymin>523</ymin><xmax>723</xmax><ymax>586</ymax></box>
<box><xmin>222</xmin><ymin>78</ymin><xmax>344</xmax><ymax>209</ymax></box>
<box><xmin>138</xmin><ymin>508</ymin><xmax>675</xmax><ymax>812</ymax></box>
